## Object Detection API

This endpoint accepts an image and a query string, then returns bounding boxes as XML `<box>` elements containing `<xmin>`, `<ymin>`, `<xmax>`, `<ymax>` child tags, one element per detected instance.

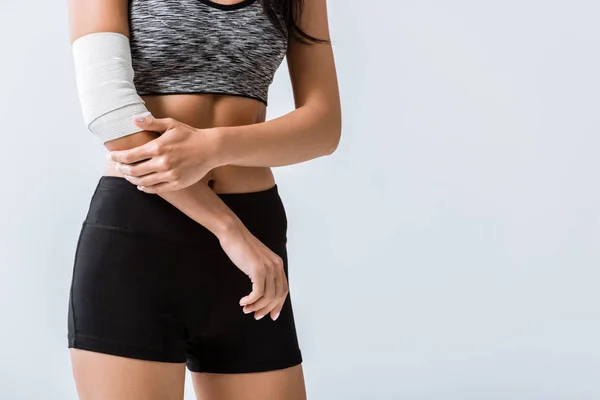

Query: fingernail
<box><xmin>115</xmin><ymin>163</ymin><xmax>123</xmax><ymax>171</ymax></box>
<box><xmin>133</xmin><ymin>114</ymin><xmax>146</xmax><ymax>123</ymax></box>
<box><xmin>243</xmin><ymin>308</ymin><xmax>251</xmax><ymax>314</ymax></box>
<box><xmin>273</xmin><ymin>312</ymin><xmax>280</xmax><ymax>321</ymax></box>
<box><xmin>106</xmin><ymin>152</ymin><xmax>112</xmax><ymax>160</ymax></box>
<box><xmin>255</xmin><ymin>314</ymin><xmax>264</xmax><ymax>320</ymax></box>
<box><xmin>137</xmin><ymin>186</ymin><xmax>144</xmax><ymax>191</ymax></box>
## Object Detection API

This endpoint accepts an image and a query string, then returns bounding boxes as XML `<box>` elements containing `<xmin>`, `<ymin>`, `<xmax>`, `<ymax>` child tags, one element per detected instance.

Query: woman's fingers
<box><xmin>123</xmin><ymin>171</ymin><xmax>171</xmax><ymax>188</ymax></box>
<box><xmin>255</xmin><ymin>299</ymin><xmax>280</xmax><ymax>321</ymax></box>
<box><xmin>244</xmin><ymin>265</ymin><xmax>289</xmax><ymax>321</ymax></box>
<box><xmin>246</xmin><ymin>276</ymin><xmax>276</xmax><ymax>320</ymax></box>
<box><xmin>115</xmin><ymin>158</ymin><xmax>164</xmax><ymax>177</ymax></box>
<box><xmin>269</xmin><ymin>268</ymin><xmax>289</xmax><ymax>321</ymax></box>
<box><xmin>110</xmin><ymin>140</ymin><xmax>159</xmax><ymax>164</ymax></box>
<box><xmin>109</xmin><ymin>127</ymin><xmax>171</xmax><ymax>165</ymax></box>
<box><xmin>132</xmin><ymin>114</ymin><xmax>176</xmax><ymax>134</ymax></box>
<box><xmin>273</xmin><ymin>265</ymin><xmax>285</xmax><ymax>303</ymax></box>
<box><xmin>252</xmin><ymin>288</ymin><xmax>288</xmax><ymax>322</ymax></box>
<box><xmin>269</xmin><ymin>303</ymin><xmax>284</xmax><ymax>321</ymax></box>
<box><xmin>136</xmin><ymin>181</ymin><xmax>180</xmax><ymax>194</ymax></box>
<box><xmin>256</xmin><ymin>267</ymin><xmax>284</xmax><ymax>319</ymax></box>
<box><xmin>240</xmin><ymin>273</ymin><xmax>265</xmax><ymax>307</ymax></box>
<box><xmin>125</xmin><ymin>171</ymin><xmax>180</xmax><ymax>194</ymax></box>
<box><xmin>255</xmin><ymin>273</ymin><xmax>287</xmax><ymax>321</ymax></box>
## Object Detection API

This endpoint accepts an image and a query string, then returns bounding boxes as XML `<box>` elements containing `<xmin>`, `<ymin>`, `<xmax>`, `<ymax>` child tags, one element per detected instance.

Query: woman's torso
<box><xmin>105</xmin><ymin>0</ymin><xmax>288</xmax><ymax>194</ymax></box>
<box><xmin>104</xmin><ymin>93</ymin><xmax>275</xmax><ymax>193</ymax></box>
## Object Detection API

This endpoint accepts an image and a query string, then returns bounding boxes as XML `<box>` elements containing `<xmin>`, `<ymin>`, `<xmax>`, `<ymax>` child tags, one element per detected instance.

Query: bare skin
<box><xmin>70</xmin><ymin>351</ymin><xmax>306</xmax><ymax>400</ymax></box>
<box><xmin>104</xmin><ymin>94</ymin><xmax>277</xmax><ymax>194</ymax></box>
<box><xmin>68</xmin><ymin>0</ymin><xmax>339</xmax><ymax>398</ymax></box>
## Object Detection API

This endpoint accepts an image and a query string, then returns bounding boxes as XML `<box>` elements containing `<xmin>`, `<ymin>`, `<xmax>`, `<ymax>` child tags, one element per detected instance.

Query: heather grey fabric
<box><xmin>129</xmin><ymin>0</ymin><xmax>289</xmax><ymax>105</ymax></box>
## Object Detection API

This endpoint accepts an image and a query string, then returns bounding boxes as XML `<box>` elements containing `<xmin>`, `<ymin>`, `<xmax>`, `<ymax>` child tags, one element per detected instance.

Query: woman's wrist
<box><xmin>213</xmin><ymin>213</ymin><xmax>245</xmax><ymax>241</ymax></box>
<box><xmin>209</xmin><ymin>126</ymin><xmax>236</xmax><ymax>167</ymax></box>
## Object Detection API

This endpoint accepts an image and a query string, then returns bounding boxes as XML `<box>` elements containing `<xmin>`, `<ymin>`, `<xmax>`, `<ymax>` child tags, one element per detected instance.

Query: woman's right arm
<box><xmin>68</xmin><ymin>0</ymin><xmax>289</xmax><ymax>321</ymax></box>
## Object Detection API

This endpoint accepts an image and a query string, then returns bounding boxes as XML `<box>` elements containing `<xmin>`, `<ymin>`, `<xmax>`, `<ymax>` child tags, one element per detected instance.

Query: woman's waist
<box><xmin>104</xmin><ymin>162</ymin><xmax>275</xmax><ymax>194</ymax></box>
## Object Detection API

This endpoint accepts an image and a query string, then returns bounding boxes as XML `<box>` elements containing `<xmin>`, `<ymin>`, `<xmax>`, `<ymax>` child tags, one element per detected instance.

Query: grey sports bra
<box><xmin>129</xmin><ymin>0</ymin><xmax>289</xmax><ymax>105</ymax></box>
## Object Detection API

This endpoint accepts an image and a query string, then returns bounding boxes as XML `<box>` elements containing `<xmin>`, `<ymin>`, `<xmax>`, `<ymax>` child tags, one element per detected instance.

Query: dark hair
<box><xmin>261</xmin><ymin>0</ymin><xmax>330</xmax><ymax>45</ymax></box>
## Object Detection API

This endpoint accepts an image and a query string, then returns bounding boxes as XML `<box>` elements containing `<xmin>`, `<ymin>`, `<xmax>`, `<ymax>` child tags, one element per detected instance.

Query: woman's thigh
<box><xmin>191</xmin><ymin>365</ymin><xmax>306</xmax><ymax>400</ymax></box>
<box><xmin>70</xmin><ymin>349</ymin><xmax>186</xmax><ymax>400</ymax></box>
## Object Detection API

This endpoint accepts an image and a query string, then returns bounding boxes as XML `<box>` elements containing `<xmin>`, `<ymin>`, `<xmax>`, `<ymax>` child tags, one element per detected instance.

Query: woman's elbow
<box><xmin>324</xmin><ymin>126</ymin><xmax>341</xmax><ymax>155</ymax></box>
<box><xmin>324</xmin><ymin>110</ymin><xmax>342</xmax><ymax>156</ymax></box>
<box><xmin>307</xmin><ymin>98</ymin><xmax>341</xmax><ymax>156</ymax></box>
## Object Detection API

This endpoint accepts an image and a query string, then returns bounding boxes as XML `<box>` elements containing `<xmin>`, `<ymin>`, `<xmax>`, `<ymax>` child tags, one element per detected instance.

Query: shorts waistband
<box><xmin>83</xmin><ymin>176</ymin><xmax>287</xmax><ymax>247</ymax></box>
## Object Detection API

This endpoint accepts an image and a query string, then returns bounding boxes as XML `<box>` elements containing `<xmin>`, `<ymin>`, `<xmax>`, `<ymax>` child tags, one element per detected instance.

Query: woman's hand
<box><xmin>109</xmin><ymin>115</ymin><xmax>224</xmax><ymax>193</ymax></box>
<box><xmin>218</xmin><ymin>221</ymin><xmax>289</xmax><ymax>321</ymax></box>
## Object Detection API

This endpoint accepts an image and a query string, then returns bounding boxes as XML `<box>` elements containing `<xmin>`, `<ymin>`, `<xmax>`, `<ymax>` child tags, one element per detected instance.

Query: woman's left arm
<box><xmin>217</xmin><ymin>0</ymin><xmax>341</xmax><ymax>167</ymax></box>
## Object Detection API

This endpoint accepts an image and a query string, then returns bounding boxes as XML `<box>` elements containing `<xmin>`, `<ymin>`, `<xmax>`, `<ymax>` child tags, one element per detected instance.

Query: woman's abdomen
<box><xmin>103</xmin><ymin>93</ymin><xmax>275</xmax><ymax>194</ymax></box>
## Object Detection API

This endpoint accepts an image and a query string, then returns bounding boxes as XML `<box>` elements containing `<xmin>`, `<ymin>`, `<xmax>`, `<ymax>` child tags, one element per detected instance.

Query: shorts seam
<box><xmin>83</xmin><ymin>221</ymin><xmax>144</xmax><ymax>237</ymax></box>
<box><xmin>69</xmin><ymin>221</ymin><xmax>87</xmax><ymax>338</ymax></box>
<box><xmin>68</xmin><ymin>333</ymin><xmax>175</xmax><ymax>354</ymax></box>
<box><xmin>68</xmin><ymin>334</ymin><xmax>186</xmax><ymax>364</ymax></box>
<box><xmin>186</xmin><ymin>352</ymin><xmax>303</xmax><ymax>373</ymax></box>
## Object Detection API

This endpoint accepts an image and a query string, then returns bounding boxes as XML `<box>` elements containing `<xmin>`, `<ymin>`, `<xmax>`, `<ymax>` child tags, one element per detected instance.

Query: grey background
<box><xmin>1</xmin><ymin>0</ymin><xmax>599</xmax><ymax>399</ymax></box>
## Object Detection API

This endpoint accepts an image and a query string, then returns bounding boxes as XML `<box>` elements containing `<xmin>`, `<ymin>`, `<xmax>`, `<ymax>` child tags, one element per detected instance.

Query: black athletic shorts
<box><xmin>67</xmin><ymin>176</ymin><xmax>302</xmax><ymax>373</ymax></box>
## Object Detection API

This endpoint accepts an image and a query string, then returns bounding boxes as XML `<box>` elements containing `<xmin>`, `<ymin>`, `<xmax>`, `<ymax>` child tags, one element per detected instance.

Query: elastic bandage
<box><xmin>72</xmin><ymin>32</ymin><xmax>152</xmax><ymax>143</ymax></box>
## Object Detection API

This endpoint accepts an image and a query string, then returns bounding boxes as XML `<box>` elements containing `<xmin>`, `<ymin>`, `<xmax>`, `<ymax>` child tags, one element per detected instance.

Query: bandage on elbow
<box><xmin>72</xmin><ymin>32</ymin><xmax>153</xmax><ymax>143</ymax></box>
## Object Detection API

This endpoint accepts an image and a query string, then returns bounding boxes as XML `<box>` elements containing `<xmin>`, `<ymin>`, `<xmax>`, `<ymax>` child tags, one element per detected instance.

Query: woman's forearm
<box><xmin>158</xmin><ymin>180</ymin><xmax>239</xmax><ymax>238</ymax></box>
<box><xmin>215</xmin><ymin>102</ymin><xmax>341</xmax><ymax>168</ymax></box>
<box><xmin>104</xmin><ymin>130</ymin><xmax>238</xmax><ymax>238</ymax></box>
